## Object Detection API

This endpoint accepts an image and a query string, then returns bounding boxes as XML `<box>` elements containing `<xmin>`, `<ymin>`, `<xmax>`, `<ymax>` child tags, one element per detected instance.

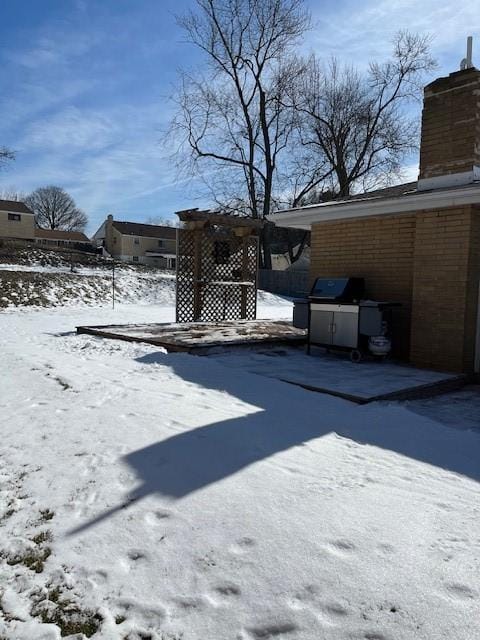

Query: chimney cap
<box><xmin>107</xmin><ymin>214</ymin><xmax>114</xmax><ymax>221</ymax></box>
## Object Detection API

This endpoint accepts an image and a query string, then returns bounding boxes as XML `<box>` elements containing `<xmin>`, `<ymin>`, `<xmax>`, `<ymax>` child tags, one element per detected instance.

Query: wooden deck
<box><xmin>76</xmin><ymin>320</ymin><xmax>307</xmax><ymax>353</ymax></box>
<box><xmin>75</xmin><ymin>321</ymin><xmax>467</xmax><ymax>403</ymax></box>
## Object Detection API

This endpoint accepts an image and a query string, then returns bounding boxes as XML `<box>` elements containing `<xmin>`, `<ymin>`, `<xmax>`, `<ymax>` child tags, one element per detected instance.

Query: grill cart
<box><xmin>307</xmin><ymin>277</ymin><xmax>400</xmax><ymax>362</ymax></box>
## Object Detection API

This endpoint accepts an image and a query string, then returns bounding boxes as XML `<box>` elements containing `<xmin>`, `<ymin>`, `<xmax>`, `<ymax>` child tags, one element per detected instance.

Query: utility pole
<box><xmin>112</xmin><ymin>260</ymin><xmax>115</xmax><ymax>309</ymax></box>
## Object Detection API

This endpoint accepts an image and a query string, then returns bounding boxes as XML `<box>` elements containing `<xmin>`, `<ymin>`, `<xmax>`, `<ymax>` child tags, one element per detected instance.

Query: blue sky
<box><xmin>0</xmin><ymin>1</ymin><xmax>478</xmax><ymax>235</ymax></box>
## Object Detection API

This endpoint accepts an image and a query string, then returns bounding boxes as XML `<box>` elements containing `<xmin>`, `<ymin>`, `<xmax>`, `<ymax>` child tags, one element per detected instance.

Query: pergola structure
<box><xmin>175</xmin><ymin>208</ymin><xmax>264</xmax><ymax>323</ymax></box>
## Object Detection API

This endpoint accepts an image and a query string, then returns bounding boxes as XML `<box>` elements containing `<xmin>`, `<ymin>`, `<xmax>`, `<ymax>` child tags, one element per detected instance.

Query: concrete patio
<box><xmin>208</xmin><ymin>345</ymin><xmax>467</xmax><ymax>404</ymax></box>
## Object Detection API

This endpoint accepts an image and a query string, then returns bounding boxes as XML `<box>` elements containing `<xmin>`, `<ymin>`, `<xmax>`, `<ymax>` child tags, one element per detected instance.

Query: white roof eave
<box><xmin>268</xmin><ymin>184</ymin><xmax>480</xmax><ymax>229</ymax></box>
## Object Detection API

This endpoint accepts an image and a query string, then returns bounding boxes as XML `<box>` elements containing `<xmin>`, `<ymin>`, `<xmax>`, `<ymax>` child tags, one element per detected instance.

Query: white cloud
<box><xmin>6</xmin><ymin>30</ymin><xmax>100</xmax><ymax>70</ymax></box>
<box><xmin>22</xmin><ymin>107</ymin><xmax>120</xmax><ymax>152</ymax></box>
<box><xmin>306</xmin><ymin>0</ymin><xmax>480</xmax><ymax>73</ymax></box>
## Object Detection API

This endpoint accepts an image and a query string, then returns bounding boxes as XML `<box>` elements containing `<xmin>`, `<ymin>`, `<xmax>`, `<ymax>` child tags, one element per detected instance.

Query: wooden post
<box><xmin>234</xmin><ymin>226</ymin><xmax>253</xmax><ymax>320</ymax></box>
<box><xmin>241</xmin><ymin>236</ymin><xmax>248</xmax><ymax>318</ymax></box>
<box><xmin>193</xmin><ymin>228</ymin><xmax>202</xmax><ymax>321</ymax></box>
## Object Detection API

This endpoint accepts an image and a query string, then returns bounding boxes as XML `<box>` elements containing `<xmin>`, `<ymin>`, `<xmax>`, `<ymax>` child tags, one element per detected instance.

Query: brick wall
<box><xmin>464</xmin><ymin>206</ymin><xmax>480</xmax><ymax>371</ymax></box>
<box><xmin>419</xmin><ymin>68</ymin><xmax>480</xmax><ymax>180</ymax></box>
<box><xmin>310</xmin><ymin>205</ymin><xmax>480</xmax><ymax>372</ymax></box>
<box><xmin>410</xmin><ymin>207</ymin><xmax>475</xmax><ymax>371</ymax></box>
<box><xmin>310</xmin><ymin>213</ymin><xmax>416</xmax><ymax>357</ymax></box>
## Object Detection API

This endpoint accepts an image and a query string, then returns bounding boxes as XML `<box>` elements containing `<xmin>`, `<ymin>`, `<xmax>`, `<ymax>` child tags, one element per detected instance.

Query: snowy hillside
<box><xmin>0</xmin><ymin>248</ymin><xmax>288</xmax><ymax>310</ymax></box>
<box><xmin>0</xmin><ymin>249</ymin><xmax>176</xmax><ymax>308</ymax></box>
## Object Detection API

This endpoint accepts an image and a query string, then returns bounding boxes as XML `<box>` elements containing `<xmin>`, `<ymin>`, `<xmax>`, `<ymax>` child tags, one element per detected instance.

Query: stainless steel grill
<box><xmin>307</xmin><ymin>277</ymin><xmax>400</xmax><ymax>362</ymax></box>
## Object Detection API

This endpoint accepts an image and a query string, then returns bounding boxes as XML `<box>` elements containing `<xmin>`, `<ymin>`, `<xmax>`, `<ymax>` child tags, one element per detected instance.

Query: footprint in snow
<box><xmin>321</xmin><ymin>602</ymin><xmax>349</xmax><ymax>617</ymax></box>
<box><xmin>173</xmin><ymin>595</ymin><xmax>209</xmax><ymax>612</ymax></box>
<box><xmin>325</xmin><ymin>539</ymin><xmax>356</xmax><ymax>556</ymax></box>
<box><xmin>377</xmin><ymin>542</ymin><xmax>396</xmax><ymax>555</ymax></box>
<box><xmin>86</xmin><ymin>569</ymin><xmax>109</xmax><ymax>588</ymax></box>
<box><xmin>144</xmin><ymin>509</ymin><xmax>172</xmax><ymax>526</ymax></box>
<box><xmin>287</xmin><ymin>586</ymin><xmax>348</xmax><ymax>627</ymax></box>
<box><xmin>214</xmin><ymin>582</ymin><xmax>242</xmax><ymax>597</ymax></box>
<box><xmin>230</xmin><ymin>537</ymin><xmax>256</xmax><ymax>554</ymax></box>
<box><xmin>444</xmin><ymin>582</ymin><xmax>477</xmax><ymax>600</ymax></box>
<box><xmin>436</xmin><ymin>501</ymin><xmax>455</xmax><ymax>512</ymax></box>
<box><xmin>246</xmin><ymin>621</ymin><xmax>299</xmax><ymax>638</ymax></box>
<box><xmin>127</xmin><ymin>549</ymin><xmax>148</xmax><ymax>561</ymax></box>
<box><xmin>118</xmin><ymin>549</ymin><xmax>150</xmax><ymax>573</ymax></box>
<box><xmin>116</xmin><ymin>599</ymin><xmax>166</xmax><ymax>625</ymax></box>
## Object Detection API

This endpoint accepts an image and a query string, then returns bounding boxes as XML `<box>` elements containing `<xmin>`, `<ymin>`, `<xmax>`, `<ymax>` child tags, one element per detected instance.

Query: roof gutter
<box><xmin>268</xmin><ymin>184</ymin><xmax>480</xmax><ymax>229</ymax></box>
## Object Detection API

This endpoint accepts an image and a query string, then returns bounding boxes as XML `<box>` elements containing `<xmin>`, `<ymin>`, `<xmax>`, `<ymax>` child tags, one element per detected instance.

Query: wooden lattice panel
<box><xmin>176</xmin><ymin>227</ymin><xmax>258</xmax><ymax>322</ymax></box>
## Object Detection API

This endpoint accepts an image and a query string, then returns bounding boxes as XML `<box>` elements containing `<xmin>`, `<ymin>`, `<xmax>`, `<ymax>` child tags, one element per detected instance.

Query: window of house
<box><xmin>158</xmin><ymin>239</ymin><xmax>163</xmax><ymax>248</ymax></box>
<box><xmin>8</xmin><ymin>213</ymin><xmax>21</xmax><ymax>221</ymax></box>
<box><xmin>113</xmin><ymin>237</ymin><xmax>117</xmax><ymax>244</ymax></box>
<box><xmin>133</xmin><ymin>256</ymin><xmax>139</xmax><ymax>262</ymax></box>
<box><xmin>169</xmin><ymin>258</ymin><xmax>176</xmax><ymax>270</ymax></box>
<box><xmin>134</xmin><ymin>237</ymin><xmax>139</xmax><ymax>245</ymax></box>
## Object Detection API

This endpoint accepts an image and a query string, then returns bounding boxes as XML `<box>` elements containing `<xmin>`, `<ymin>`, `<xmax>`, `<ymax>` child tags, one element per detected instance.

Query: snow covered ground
<box><xmin>1</xmin><ymin>298</ymin><xmax>480</xmax><ymax>639</ymax></box>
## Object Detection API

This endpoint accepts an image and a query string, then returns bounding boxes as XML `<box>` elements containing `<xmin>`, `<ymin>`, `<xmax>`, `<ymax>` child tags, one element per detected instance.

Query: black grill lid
<box><xmin>309</xmin><ymin>277</ymin><xmax>365</xmax><ymax>302</ymax></box>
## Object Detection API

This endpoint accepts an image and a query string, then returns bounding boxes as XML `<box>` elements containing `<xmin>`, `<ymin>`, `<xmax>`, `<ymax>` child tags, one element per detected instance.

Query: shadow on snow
<box><xmin>69</xmin><ymin>350</ymin><xmax>480</xmax><ymax>535</ymax></box>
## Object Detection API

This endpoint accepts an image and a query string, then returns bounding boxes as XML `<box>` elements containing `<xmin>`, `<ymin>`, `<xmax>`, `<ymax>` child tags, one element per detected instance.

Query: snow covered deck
<box><xmin>76</xmin><ymin>319</ymin><xmax>307</xmax><ymax>352</ymax></box>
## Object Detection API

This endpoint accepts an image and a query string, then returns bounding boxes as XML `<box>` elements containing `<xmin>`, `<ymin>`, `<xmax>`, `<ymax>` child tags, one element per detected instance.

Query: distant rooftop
<box><xmin>0</xmin><ymin>199</ymin><xmax>34</xmax><ymax>215</ymax></box>
<box><xmin>338</xmin><ymin>181</ymin><xmax>418</xmax><ymax>203</ymax></box>
<box><xmin>112</xmin><ymin>220</ymin><xmax>177</xmax><ymax>240</ymax></box>
<box><xmin>35</xmin><ymin>228</ymin><xmax>91</xmax><ymax>242</ymax></box>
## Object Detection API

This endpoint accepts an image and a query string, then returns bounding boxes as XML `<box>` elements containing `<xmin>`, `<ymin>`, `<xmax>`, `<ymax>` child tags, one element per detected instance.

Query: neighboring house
<box><xmin>35</xmin><ymin>228</ymin><xmax>94</xmax><ymax>251</ymax></box>
<box><xmin>270</xmin><ymin>64</ymin><xmax>480</xmax><ymax>375</ymax></box>
<box><xmin>93</xmin><ymin>215</ymin><xmax>177</xmax><ymax>268</ymax></box>
<box><xmin>0</xmin><ymin>199</ymin><xmax>35</xmax><ymax>242</ymax></box>
<box><xmin>271</xmin><ymin>245</ymin><xmax>310</xmax><ymax>271</ymax></box>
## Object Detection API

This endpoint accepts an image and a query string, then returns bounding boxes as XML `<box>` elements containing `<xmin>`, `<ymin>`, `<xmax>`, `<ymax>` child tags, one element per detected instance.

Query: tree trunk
<box><xmin>260</xmin><ymin>223</ymin><xmax>273</xmax><ymax>270</ymax></box>
<box><xmin>287</xmin><ymin>230</ymin><xmax>309</xmax><ymax>264</ymax></box>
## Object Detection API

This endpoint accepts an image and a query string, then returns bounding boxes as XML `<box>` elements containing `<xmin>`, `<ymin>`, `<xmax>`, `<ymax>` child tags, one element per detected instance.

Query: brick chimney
<box><xmin>418</xmin><ymin>66</ymin><xmax>480</xmax><ymax>190</ymax></box>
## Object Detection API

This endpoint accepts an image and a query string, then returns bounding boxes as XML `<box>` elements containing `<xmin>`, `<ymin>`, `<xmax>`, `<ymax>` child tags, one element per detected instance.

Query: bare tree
<box><xmin>0</xmin><ymin>147</ymin><xmax>15</xmax><ymax>170</ymax></box>
<box><xmin>145</xmin><ymin>216</ymin><xmax>181</xmax><ymax>228</ymax></box>
<box><xmin>0</xmin><ymin>188</ymin><xmax>27</xmax><ymax>202</ymax></box>
<box><xmin>25</xmin><ymin>186</ymin><xmax>88</xmax><ymax>231</ymax></box>
<box><xmin>291</xmin><ymin>32</ymin><xmax>436</xmax><ymax>200</ymax></box>
<box><xmin>170</xmin><ymin>0</ymin><xmax>310</xmax><ymax>268</ymax></box>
